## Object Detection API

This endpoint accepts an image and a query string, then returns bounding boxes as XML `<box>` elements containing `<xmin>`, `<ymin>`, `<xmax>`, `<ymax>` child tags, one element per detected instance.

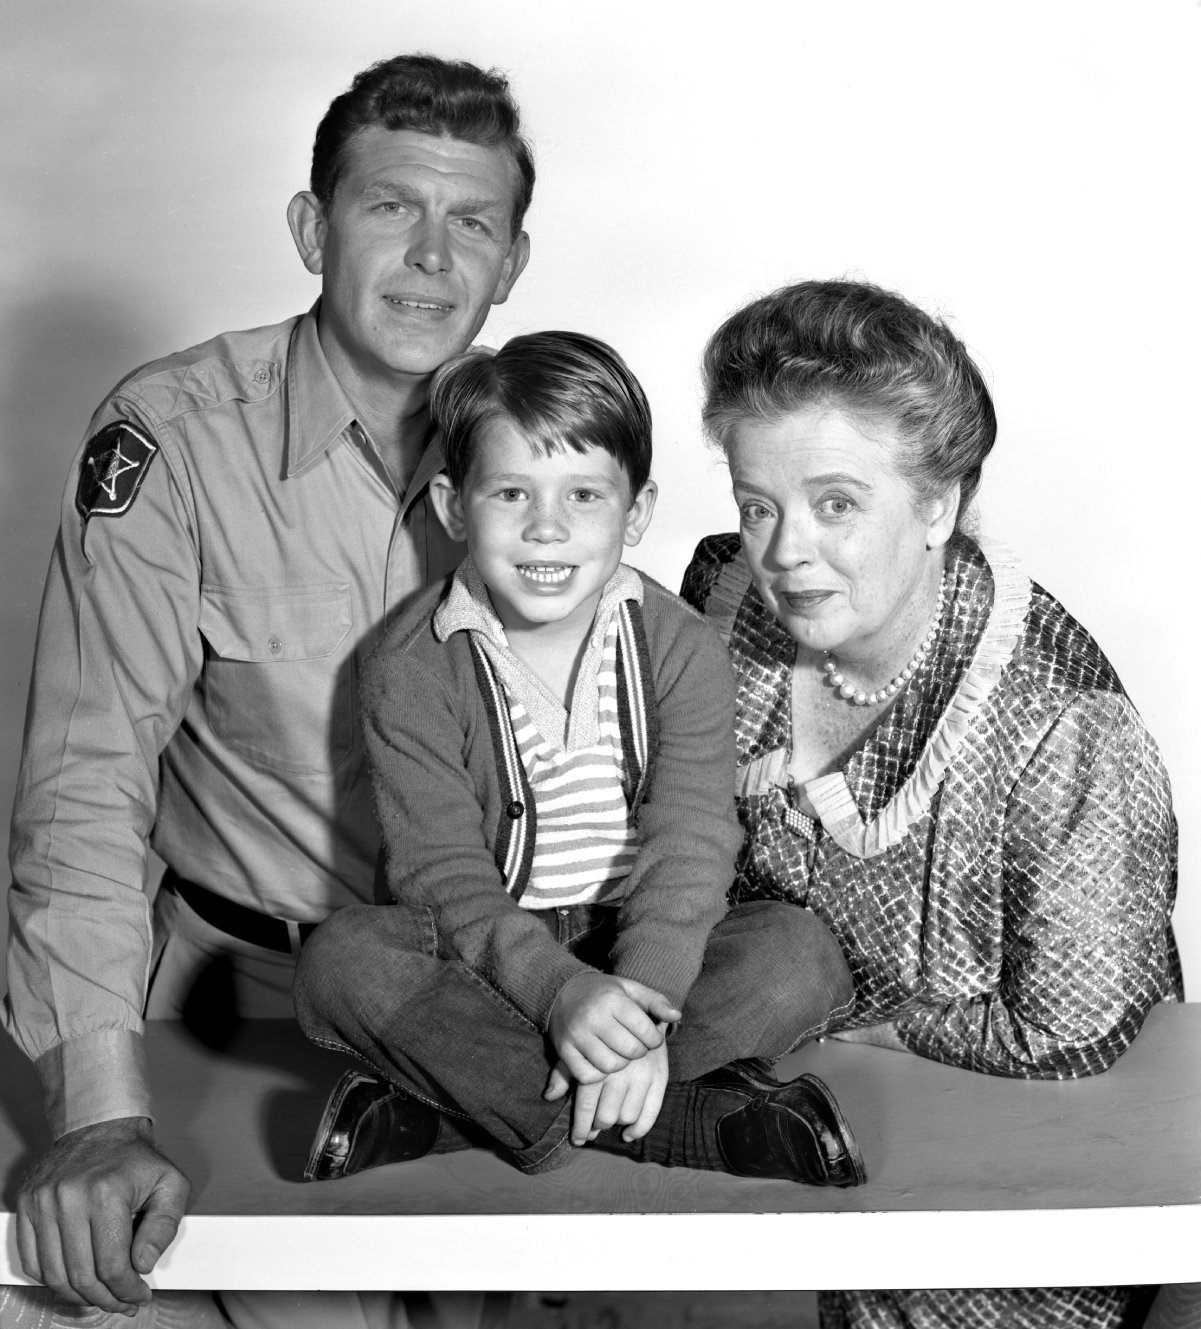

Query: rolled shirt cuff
<box><xmin>37</xmin><ymin>1028</ymin><xmax>151</xmax><ymax>1139</ymax></box>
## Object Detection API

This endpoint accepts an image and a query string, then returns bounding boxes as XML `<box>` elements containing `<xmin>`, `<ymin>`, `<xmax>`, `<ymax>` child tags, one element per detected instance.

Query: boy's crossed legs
<box><xmin>293</xmin><ymin>899</ymin><xmax>865</xmax><ymax>1185</ymax></box>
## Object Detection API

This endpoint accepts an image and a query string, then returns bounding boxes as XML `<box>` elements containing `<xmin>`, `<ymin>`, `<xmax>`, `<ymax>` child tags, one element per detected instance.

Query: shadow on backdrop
<box><xmin>0</xmin><ymin>282</ymin><xmax>172</xmax><ymax>978</ymax></box>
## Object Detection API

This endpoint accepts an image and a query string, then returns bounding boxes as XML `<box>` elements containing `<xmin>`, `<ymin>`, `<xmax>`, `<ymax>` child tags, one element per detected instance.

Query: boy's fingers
<box><xmin>571</xmin><ymin>1082</ymin><xmax>604</xmax><ymax>1145</ymax></box>
<box><xmin>557</xmin><ymin>1045</ymin><xmax>607</xmax><ymax>1084</ymax></box>
<box><xmin>643</xmin><ymin>994</ymin><xmax>683</xmax><ymax>1025</ymax></box>
<box><xmin>619</xmin><ymin>980</ymin><xmax>682</xmax><ymax>1026</ymax></box>
<box><xmin>623</xmin><ymin>1073</ymin><xmax>666</xmax><ymax>1142</ymax></box>
<box><xmin>543</xmin><ymin>1063</ymin><xmax>572</xmax><ymax>1101</ymax></box>
<box><xmin>620</xmin><ymin>1043</ymin><xmax>669</xmax><ymax>1143</ymax></box>
<box><xmin>589</xmin><ymin>1077</ymin><xmax>628</xmax><ymax>1138</ymax></box>
<box><xmin>577</xmin><ymin>1000</ymin><xmax>651</xmax><ymax>1059</ymax></box>
<box><xmin>613</xmin><ymin>1008</ymin><xmax>665</xmax><ymax>1053</ymax></box>
<box><xmin>572</xmin><ymin>1035</ymin><xmax>632</xmax><ymax>1079</ymax></box>
<box><xmin>599</xmin><ymin>1021</ymin><xmax>653</xmax><ymax>1060</ymax></box>
<box><xmin>613</xmin><ymin>1078</ymin><xmax>647</xmax><ymax>1131</ymax></box>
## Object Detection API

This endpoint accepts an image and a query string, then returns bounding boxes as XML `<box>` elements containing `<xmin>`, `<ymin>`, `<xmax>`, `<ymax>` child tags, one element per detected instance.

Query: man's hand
<box><xmin>17</xmin><ymin>1116</ymin><xmax>191</xmax><ymax>1316</ymax></box>
<box><xmin>547</xmin><ymin>972</ymin><xmax>680</xmax><ymax>1084</ymax></box>
<box><xmin>545</xmin><ymin>1040</ymin><xmax>669</xmax><ymax>1146</ymax></box>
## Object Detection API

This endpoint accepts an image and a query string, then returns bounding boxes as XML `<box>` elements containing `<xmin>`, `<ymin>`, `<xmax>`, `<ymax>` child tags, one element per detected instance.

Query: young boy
<box><xmin>293</xmin><ymin>332</ymin><xmax>865</xmax><ymax>1185</ymax></box>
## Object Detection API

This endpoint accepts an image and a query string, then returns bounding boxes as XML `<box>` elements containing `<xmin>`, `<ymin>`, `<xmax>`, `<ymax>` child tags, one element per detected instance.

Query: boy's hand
<box><xmin>547</xmin><ymin>973</ymin><xmax>681</xmax><ymax>1083</ymax></box>
<box><xmin>545</xmin><ymin>1042</ymin><xmax>670</xmax><ymax>1146</ymax></box>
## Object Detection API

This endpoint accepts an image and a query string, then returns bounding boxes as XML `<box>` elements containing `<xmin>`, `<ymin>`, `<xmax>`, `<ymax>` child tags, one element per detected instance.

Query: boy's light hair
<box><xmin>430</xmin><ymin>331</ymin><xmax>653</xmax><ymax>496</ymax></box>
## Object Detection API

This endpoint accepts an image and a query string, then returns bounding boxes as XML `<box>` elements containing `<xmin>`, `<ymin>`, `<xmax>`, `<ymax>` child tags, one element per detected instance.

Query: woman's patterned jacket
<box><xmin>682</xmin><ymin>532</ymin><xmax>1180</xmax><ymax>1080</ymax></box>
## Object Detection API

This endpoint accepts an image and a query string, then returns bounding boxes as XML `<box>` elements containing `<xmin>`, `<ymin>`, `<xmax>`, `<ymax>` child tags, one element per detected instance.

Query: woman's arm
<box><xmin>895</xmin><ymin>691</ymin><xmax>1179</xmax><ymax>1078</ymax></box>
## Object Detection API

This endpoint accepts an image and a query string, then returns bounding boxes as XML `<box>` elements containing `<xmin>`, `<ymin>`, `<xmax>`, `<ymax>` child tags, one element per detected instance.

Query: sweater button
<box><xmin>506</xmin><ymin>800</ymin><xmax>524</xmax><ymax>819</ymax></box>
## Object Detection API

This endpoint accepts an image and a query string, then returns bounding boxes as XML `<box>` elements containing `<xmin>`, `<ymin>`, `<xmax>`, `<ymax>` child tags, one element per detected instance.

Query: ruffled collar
<box><xmin>714</xmin><ymin>536</ymin><xmax>1032</xmax><ymax>860</ymax></box>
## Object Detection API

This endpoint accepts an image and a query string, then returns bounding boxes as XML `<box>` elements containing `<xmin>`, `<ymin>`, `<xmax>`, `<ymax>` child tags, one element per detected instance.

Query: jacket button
<box><xmin>506</xmin><ymin>800</ymin><xmax>524</xmax><ymax>819</ymax></box>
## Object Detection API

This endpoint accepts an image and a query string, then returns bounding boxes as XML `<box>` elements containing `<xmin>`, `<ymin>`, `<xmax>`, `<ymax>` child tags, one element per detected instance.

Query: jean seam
<box><xmin>305</xmin><ymin>1035</ymin><xmax>475</xmax><ymax>1122</ymax></box>
<box><xmin>456</xmin><ymin>956</ymin><xmax>544</xmax><ymax>1034</ymax></box>
<box><xmin>429</xmin><ymin>907</ymin><xmax>544</xmax><ymax>1032</ymax></box>
<box><xmin>513</xmin><ymin>1114</ymin><xmax>575</xmax><ymax>1174</ymax></box>
<box><xmin>419</xmin><ymin>905</ymin><xmax>439</xmax><ymax>958</ymax></box>
<box><xmin>778</xmin><ymin>992</ymin><xmax>857</xmax><ymax>1057</ymax></box>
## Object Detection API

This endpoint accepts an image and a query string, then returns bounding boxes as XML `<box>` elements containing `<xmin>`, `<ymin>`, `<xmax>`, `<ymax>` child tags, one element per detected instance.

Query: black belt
<box><xmin>165</xmin><ymin>870</ymin><xmax>318</xmax><ymax>955</ymax></box>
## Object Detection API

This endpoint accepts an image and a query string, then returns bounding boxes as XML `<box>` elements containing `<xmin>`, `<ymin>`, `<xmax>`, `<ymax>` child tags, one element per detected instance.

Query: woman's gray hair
<box><xmin>701</xmin><ymin>279</ymin><xmax>996</xmax><ymax>527</ymax></box>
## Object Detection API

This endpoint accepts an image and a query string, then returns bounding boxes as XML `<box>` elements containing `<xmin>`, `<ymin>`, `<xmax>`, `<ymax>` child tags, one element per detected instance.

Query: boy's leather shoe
<box><xmin>304</xmin><ymin>1070</ymin><xmax>441</xmax><ymax>1181</ymax></box>
<box><xmin>703</xmin><ymin>1060</ymin><xmax>867</xmax><ymax>1187</ymax></box>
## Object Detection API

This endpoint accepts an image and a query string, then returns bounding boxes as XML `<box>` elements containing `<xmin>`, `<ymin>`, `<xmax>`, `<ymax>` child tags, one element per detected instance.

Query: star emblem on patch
<box><xmin>75</xmin><ymin>421</ymin><xmax>159</xmax><ymax>520</ymax></box>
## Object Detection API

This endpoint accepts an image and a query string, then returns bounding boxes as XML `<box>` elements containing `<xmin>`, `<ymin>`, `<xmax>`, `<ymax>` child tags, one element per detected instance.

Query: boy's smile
<box><xmin>516</xmin><ymin>563</ymin><xmax>574</xmax><ymax>586</ymax></box>
<box><xmin>431</xmin><ymin>415</ymin><xmax>656</xmax><ymax>647</ymax></box>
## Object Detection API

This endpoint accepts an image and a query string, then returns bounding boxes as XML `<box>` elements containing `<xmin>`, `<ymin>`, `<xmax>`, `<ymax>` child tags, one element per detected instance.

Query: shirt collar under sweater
<box><xmin>433</xmin><ymin>557</ymin><xmax>644</xmax><ymax>751</ymax></box>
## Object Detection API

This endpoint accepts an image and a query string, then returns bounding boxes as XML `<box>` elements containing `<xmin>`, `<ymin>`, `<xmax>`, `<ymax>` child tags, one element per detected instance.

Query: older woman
<box><xmin>682</xmin><ymin>279</ymin><xmax>1180</xmax><ymax>1329</ymax></box>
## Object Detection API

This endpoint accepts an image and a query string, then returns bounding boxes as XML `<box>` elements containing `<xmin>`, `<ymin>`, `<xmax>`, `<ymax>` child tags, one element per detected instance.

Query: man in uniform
<box><xmin>4</xmin><ymin>52</ymin><xmax>531</xmax><ymax>1326</ymax></box>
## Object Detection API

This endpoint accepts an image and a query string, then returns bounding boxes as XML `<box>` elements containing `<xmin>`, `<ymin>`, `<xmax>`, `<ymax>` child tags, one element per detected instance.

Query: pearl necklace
<box><xmin>821</xmin><ymin>571</ymin><xmax>947</xmax><ymax>707</ymax></box>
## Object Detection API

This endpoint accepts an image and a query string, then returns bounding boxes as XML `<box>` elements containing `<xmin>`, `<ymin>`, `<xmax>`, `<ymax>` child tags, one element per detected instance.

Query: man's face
<box><xmin>300</xmin><ymin>127</ymin><xmax>529</xmax><ymax>387</ymax></box>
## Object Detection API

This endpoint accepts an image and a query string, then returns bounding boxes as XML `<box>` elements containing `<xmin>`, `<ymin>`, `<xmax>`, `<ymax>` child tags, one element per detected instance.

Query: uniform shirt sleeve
<box><xmin>5</xmin><ymin>406</ymin><xmax>202</xmax><ymax>1136</ymax></box>
<box><xmin>894</xmin><ymin>691</ymin><xmax>1179</xmax><ymax>1079</ymax></box>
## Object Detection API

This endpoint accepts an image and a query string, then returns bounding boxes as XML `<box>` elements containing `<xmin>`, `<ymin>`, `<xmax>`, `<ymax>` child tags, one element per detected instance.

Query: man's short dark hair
<box><xmin>311</xmin><ymin>53</ymin><xmax>535</xmax><ymax>234</ymax></box>
<box><xmin>431</xmin><ymin>332</ymin><xmax>653</xmax><ymax>498</ymax></box>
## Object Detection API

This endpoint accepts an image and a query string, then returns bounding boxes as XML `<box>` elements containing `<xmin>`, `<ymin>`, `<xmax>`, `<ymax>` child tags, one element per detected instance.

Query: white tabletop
<box><xmin>3</xmin><ymin>1003</ymin><xmax>1200</xmax><ymax>1290</ymax></box>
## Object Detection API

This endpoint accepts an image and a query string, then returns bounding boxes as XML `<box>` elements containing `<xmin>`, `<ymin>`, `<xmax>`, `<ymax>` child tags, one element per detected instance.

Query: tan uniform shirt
<box><xmin>5</xmin><ymin>305</ymin><xmax>463</xmax><ymax>1136</ymax></box>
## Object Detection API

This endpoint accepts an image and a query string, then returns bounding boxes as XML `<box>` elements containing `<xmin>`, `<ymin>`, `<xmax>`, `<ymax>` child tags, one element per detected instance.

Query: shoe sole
<box><xmin>304</xmin><ymin>1069</ymin><xmax>375</xmax><ymax>1182</ymax></box>
<box><xmin>794</xmin><ymin>1073</ymin><xmax>868</xmax><ymax>1186</ymax></box>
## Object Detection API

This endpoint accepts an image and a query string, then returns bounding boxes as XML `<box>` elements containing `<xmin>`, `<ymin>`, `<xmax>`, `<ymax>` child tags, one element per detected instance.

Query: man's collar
<box><xmin>285</xmin><ymin>302</ymin><xmax>357</xmax><ymax>478</ymax></box>
<box><xmin>400</xmin><ymin>431</ymin><xmax>448</xmax><ymax>518</ymax></box>
<box><xmin>284</xmin><ymin>300</ymin><xmax>446</xmax><ymax>518</ymax></box>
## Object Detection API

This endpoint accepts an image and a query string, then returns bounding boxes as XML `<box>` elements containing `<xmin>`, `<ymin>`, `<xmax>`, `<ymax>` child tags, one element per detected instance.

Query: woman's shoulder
<box><xmin>955</xmin><ymin>537</ymin><xmax>1127</xmax><ymax>704</ymax></box>
<box><xmin>1017</xmin><ymin>580</ymin><xmax>1126</xmax><ymax>699</ymax></box>
<box><xmin>948</xmin><ymin>548</ymin><xmax>1169</xmax><ymax>804</ymax></box>
<box><xmin>680</xmin><ymin>533</ymin><xmax>743</xmax><ymax>612</ymax></box>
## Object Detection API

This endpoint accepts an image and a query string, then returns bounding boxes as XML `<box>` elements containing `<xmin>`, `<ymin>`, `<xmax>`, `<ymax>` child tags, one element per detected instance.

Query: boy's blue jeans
<box><xmin>294</xmin><ymin>899</ymin><xmax>853</xmax><ymax>1174</ymax></box>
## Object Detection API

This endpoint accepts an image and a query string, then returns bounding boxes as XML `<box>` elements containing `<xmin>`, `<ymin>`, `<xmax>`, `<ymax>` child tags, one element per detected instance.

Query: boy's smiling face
<box><xmin>431</xmin><ymin>415</ymin><xmax>656</xmax><ymax>642</ymax></box>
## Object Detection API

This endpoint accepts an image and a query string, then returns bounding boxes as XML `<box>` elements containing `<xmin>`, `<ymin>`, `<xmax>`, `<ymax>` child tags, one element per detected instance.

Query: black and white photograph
<box><xmin>1</xmin><ymin>3</ymin><xmax>1199</xmax><ymax>1327</ymax></box>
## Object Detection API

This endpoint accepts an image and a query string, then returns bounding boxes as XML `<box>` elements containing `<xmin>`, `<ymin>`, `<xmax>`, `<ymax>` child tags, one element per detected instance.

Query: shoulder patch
<box><xmin>75</xmin><ymin>422</ymin><xmax>159</xmax><ymax>520</ymax></box>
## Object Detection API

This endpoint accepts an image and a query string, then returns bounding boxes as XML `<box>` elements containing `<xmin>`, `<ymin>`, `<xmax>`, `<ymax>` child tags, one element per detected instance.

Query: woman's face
<box><xmin>726</xmin><ymin>405</ymin><xmax>956</xmax><ymax>665</ymax></box>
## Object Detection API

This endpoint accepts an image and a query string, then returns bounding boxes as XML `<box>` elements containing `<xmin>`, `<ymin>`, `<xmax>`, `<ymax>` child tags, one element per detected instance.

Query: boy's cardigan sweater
<box><xmin>361</xmin><ymin>569</ymin><xmax>742</xmax><ymax>1032</ymax></box>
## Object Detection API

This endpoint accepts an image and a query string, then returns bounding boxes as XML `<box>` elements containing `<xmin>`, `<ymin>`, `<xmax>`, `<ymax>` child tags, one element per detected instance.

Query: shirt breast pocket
<box><xmin>199</xmin><ymin>582</ymin><xmax>354</xmax><ymax>775</ymax></box>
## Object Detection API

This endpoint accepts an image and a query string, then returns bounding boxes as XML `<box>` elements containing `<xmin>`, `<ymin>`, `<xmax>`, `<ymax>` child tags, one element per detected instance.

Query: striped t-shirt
<box><xmin>506</xmin><ymin>614</ymin><xmax>638</xmax><ymax>908</ymax></box>
<box><xmin>432</xmin><ymin>557</ymin><xmax>645</xmax><ymax>910</ymax></box>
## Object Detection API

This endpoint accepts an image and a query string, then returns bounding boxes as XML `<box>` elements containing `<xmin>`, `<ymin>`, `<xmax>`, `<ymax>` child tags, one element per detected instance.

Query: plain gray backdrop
<box><xmin>3</xmin><ymin>0</ymin><xmax>1199</xmax><ymax>995</ymax></box>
